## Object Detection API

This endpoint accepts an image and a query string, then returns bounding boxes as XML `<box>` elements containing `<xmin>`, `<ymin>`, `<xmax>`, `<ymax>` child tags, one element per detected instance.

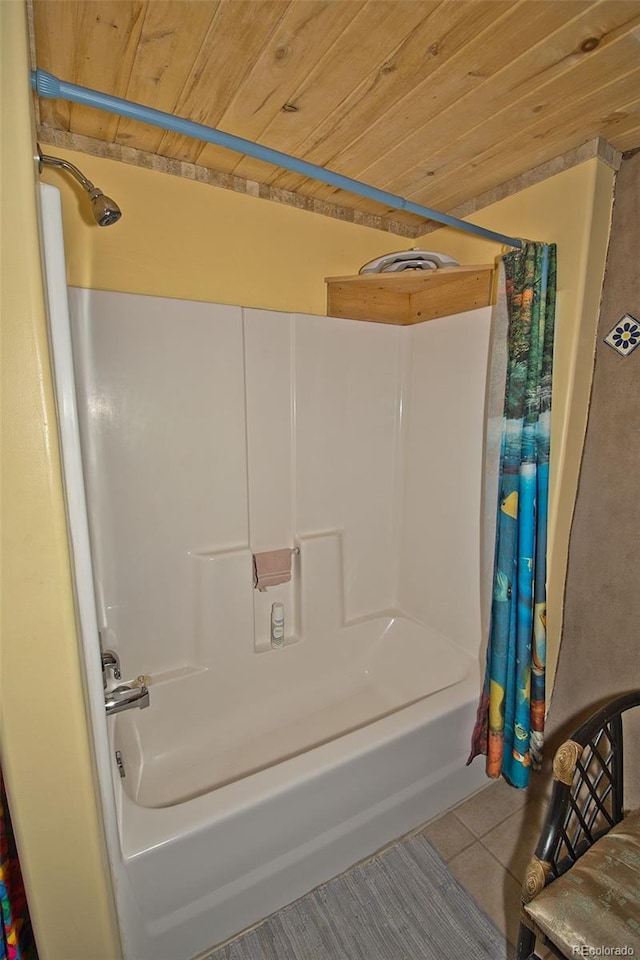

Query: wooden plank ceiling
<box><xmin>31</xmin><ymin>0</ymin><xmax>640</xmax><ymax>236</ymax></box>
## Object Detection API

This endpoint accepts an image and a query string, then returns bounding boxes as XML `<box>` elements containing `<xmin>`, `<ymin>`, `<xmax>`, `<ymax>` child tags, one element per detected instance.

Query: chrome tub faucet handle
<box><xmin>102</xmin><ymin>649</ymin><xmax>121</xmax><ymax>682</ymax></box>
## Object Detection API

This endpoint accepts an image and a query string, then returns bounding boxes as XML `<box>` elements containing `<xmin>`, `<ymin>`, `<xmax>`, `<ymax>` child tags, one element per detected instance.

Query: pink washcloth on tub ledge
<box><xmin>253</xmin><ymin>549</ymin><xmax>293</xmax><ymax>591</ymax></box>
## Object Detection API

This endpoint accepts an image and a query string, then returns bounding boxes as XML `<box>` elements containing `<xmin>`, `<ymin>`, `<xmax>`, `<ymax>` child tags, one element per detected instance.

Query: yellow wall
<box><xmin>420</xmin><ymin>160</ymin><xmax>615</xmax><ymax>690</ymax></box>
<box><xmin>39</xmin><ymin>148</ymin><xmax>405</xmax><ymax>316</ymax></box>
<box><xmin>0</xmin><ymin>3</ymin><xmax>122</xmax><ymax>959</ymax></box>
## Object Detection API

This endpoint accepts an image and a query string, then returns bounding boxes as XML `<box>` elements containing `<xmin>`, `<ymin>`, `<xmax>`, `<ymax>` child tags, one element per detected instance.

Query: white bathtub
<box><xmin>111</xmin><ymin>621</ymin><xmax>487</xmax><ymax>960</ymax></box>
<box><xmin>40</xmin><ymin>182</ymin><xmax>492</xmax><ymax>960</ymax></box>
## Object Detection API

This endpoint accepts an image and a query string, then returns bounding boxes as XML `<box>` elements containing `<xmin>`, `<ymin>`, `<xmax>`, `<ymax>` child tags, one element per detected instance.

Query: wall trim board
<box><xmin>36</xmin><ymin>126</ymin><xmax>420</xmax><ymax>239</ymax></box>
<box><xmin>36</xmin><ymin>124</ymin><xmax>621</xmax><ymax>244</ymax></box>
<box><xmin>420</xmin><ymin>138</ymin><xmax>621</xmax><ymax>236</ymax></box>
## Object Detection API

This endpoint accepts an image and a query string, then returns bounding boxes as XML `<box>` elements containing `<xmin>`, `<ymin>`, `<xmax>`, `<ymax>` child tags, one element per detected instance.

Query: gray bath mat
<box><xmin>208</xmin><ymin>832</ymin><xmax>509</xmax><ymax>959</ymax></box>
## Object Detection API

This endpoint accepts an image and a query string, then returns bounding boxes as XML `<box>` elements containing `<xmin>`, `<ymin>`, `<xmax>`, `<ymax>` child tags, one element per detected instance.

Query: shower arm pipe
<box><xmin>38</xmin><ymin>150</ymin><xmax>95</xmax><ymax>192</ymax></box>
<box><xmin>32</xmin><ymin>69</ymin><xmax>522</xmax><ymax>250</ymax></box>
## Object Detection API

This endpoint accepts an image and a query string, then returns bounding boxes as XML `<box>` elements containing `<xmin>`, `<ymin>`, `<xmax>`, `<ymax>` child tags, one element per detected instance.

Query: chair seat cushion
<box><xmin>524</xmin><ymin>807</ymin><xmax>640</xmax><ymax>956</ymax></box>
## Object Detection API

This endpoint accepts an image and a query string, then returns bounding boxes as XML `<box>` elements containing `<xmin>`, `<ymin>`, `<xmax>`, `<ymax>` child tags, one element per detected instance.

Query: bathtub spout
<box><xmin>105</xmin><ymin>678</ymin><xmax>150</xmax><ymax>716</ymax></box>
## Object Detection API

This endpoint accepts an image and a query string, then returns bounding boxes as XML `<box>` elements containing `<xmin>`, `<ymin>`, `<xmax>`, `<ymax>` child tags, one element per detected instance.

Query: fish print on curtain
<box><xmin>0</xmin><ymin>776</ymin><xmax>37</xmax><ymax>960</ymax></box>
<box><xmin>469</xmin><ymin>241</ymin><xmax>557</xmax><ymax>788</ymax></box>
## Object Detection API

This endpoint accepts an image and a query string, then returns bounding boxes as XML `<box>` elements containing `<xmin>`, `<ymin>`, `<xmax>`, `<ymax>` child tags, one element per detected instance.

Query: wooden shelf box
<box><xmin>325</xmin><ymin>264</ymin><xmax>495</xmax><ymax>325</ymax></box>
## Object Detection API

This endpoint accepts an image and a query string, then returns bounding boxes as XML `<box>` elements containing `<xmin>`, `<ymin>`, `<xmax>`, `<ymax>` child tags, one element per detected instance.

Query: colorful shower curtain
<box><xmin>0</xmin><ymin>776</ymin><xmax>37</xmax><ymax>960</ymax></box>
<box><xmin>469</xmin><ymin>241</ymin><xmax>557</xmax><ymax>788</ymax></box>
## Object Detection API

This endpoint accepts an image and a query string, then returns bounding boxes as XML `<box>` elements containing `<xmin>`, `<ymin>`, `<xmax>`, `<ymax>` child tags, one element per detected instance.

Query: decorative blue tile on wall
<box><xmin>604</xmin><ymin>314</ymin><xmax>640</xmax><ymax>356</ymax></box>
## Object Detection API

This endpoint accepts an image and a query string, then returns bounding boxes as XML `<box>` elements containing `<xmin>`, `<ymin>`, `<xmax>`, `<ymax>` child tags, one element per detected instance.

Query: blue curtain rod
<box><xmin>32</xmin><ymin>69</ymin><xmax>522</xmax><ymax>250</ymax></box>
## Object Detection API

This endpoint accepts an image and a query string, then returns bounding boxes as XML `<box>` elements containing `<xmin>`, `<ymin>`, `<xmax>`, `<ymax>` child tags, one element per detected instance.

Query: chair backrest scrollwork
<box><xmin>532</xmin><ymin>690</ymin><xmax>640</xmax><ymax>884</ymax></box>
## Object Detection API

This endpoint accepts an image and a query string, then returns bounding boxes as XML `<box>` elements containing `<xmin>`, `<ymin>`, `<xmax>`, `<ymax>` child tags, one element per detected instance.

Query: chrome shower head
<box><xmin>87</xmin><ymin>187</ymin><xmax>122</xmax><ymax>226</ymax></box>
<box><xmin>37</xmin><ymin>146</ymin><xmax>122</xmax><ymax>226</ymax></box>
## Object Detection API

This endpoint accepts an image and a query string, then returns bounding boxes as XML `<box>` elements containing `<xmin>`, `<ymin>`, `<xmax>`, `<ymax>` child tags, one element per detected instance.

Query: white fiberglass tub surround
<box><xmin>43</xmin><ymin>179</ymin><xmax>493</xmax><ymax>960</ymax></box>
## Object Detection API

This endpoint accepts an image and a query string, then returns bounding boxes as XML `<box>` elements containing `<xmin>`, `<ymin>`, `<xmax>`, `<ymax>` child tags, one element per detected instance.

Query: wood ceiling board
<box><xmin>408</xmin><ymin>51</ymin><xmax>640</xmax><ymax>210</ymax></box>
<box><xmin>397</xmin><ymin>5</ymin><xmax>640</xmax><ymax>200</ymax></box>
<box><xmin>286</xmin><ymin>0</ymin><xmax>591</xmax><ymax>203</ymax></box>
<box><xmin>318</xmin><ymin>6</ymin><xmax>640</xmax><ymax>216</ymax></box>
<box><xmin>307</xmin><ymin>0</ymin><xmax>635</xmax><ymax>208</ymax></box>
<box><xmin>193</xmin><ymin>1</ymin><xmax>368</xmax><ymax>176</ymax></box>
<box><xmin>268</xmin><ymin>0</ymin><xmax>518</xmax><ymax>196</ymax></box>
<box><xmin>615</xmin><ymin>127</ymin><xmax>640</xmax><ymax>152</ymax></box>
<box><xmin>67</xmin><ymin>1</ymin><xmax>147</xmax><ymax>142</ymax></box>
<box><xmin>30</xmin><ymin>0</ymin><xmax>640</xmax><ymax>230</ymax></box>
<box><xmin>598</xmin><ymin>97</ymin><xmax>640</xmax><ymax>151</ymax></box>
<box><xmin>113</xmin><ymin>1</ymin><xmax>222</xmax><ymax>153</ymax></box>
<box><xmin>154</xmin><ymin>1</ymin><xmax>292</xmax><ymax>164</ymax></box>
<box><xmin>347</xmin><ymin>53</ymin><xmax>640</xmax><ymax>220</ymax></box>
<box><xmin>426</xmin><ymin>67</ymin><xmax>640</xmax><ymax>211</ymax></box>
<box><xmin>227</xmin><ymin>0</ymin><xmax>436</xmax><ymax>186</ymax></box>
<box><xmin>602</xmin><ymin>97</ymin><xmax>640</xmax><ymax>140</ymax></box>
<box><xmin>350</xmin><ymin>0</ymin><xmax>620</xmax><ymax>197</ymax></box>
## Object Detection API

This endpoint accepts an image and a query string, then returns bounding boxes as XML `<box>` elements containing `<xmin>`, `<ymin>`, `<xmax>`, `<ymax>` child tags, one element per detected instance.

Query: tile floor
<box><xmin>206</xmin><ymin>771</ymin><xmax>557</xmax><ymax>960</ymax></box>
<box><xmin>420</xmin><ymin>771</ymin><xmax>554</xmax><ymax>957</ymax></box>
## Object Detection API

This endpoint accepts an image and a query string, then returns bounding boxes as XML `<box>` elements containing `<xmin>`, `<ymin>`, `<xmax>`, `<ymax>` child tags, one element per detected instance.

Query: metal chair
<box><xmin>516</xmin><ymin>689</ymin><xmax>640</xmax><ymax>960</ymax></box>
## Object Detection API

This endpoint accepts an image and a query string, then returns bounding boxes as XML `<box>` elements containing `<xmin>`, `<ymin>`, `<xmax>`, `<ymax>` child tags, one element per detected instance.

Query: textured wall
<box><xmin>547</xmin><ymin>149</ymin><xmax>640</xmax><ymax>803</ymax></box>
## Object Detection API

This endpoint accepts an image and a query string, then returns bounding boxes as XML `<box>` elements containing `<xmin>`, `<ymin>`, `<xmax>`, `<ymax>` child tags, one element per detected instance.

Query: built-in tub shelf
<box><xmin>325</xmin><ymin>264</ymin><xmax>496</xmax><ymax>325</ymax></box>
